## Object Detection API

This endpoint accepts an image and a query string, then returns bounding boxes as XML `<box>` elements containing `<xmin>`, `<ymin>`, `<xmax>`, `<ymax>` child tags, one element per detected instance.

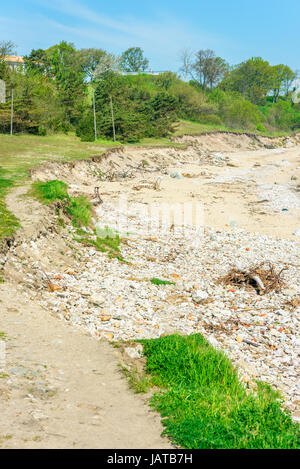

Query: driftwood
<box><xmin>217</xmin><ymin>262</ymin><xmax>287</xmax><ymax>294</ymax></box>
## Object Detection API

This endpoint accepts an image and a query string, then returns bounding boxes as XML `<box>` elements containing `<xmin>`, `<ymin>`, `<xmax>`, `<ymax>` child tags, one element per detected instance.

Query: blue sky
<box><xmin>1</xmin><ymin>0</ymin><xmax>299</xmax><ymax>71</ymax></box>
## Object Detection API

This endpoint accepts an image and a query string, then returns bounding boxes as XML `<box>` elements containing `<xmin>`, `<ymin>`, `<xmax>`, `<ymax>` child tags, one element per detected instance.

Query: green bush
<box><xmin>223</xmin><ymin>99</ymin><xmax>263</xmax><ymax>130</ymax></box>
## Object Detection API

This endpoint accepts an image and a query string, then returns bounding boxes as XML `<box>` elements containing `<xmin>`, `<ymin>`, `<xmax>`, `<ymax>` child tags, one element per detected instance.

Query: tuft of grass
<box><xmin>29</xmin><ymin>180</ymin><xmax>68</xmax><ymax>204</ymax></box>
<box><xmin>0</xmin><ymin>170</ymin><xmax>20</xmax><ymax>243</ymax></box>
<box><xmin>65</xmin><ymin>196</ymin><xmax>92</xmax><ymax>228</ymax></box>
<box><xmin>150</xmin><ymin>278</ymin><xmax>175</xmax><ymax>286</ymax></box>
<box><xmin>29</xmin><ymin>180</ymin><xmax>92</xmax><ymax>228</ymax></box>
<box><xmin>0</xmin><ymin>373</ymin><xmax>9</xmax><ymax>379</ymax></box>
<box><xmin>137</xmin><ymin>334</ymin><xmax>300</xmax><ymax>449</ymax></box>
<box><xmin>74</xmin><ymin>232</ymin><xmax>127</xmax><ymax>263</ymax></box>
<box><xmin>73</xmin><ymin>226</ymin><xmax>127</xmax><ymax>262</ymax></box>
<box><xmin>121</xmin><ymin>366</ymin><xmax>154</xmax><ymax>394</ymax></box>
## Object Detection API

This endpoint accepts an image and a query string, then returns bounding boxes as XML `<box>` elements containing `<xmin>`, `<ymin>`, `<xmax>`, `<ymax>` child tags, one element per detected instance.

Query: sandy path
<box><xmin>0</xmin><ymin>186</ymin><xmax>170</xmax><ymax>449</ymax></box>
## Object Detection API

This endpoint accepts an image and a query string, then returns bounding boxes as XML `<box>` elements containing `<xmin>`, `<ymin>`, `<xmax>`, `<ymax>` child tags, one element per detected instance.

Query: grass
<box><xmin>29</xmin><ymin>180</ymin><xmax>69</xmax><ymax>204</ymax></box>
<box><xmin>28</xmin><ymin>180</ymin><xmax>127</xmax><ymax>261</ymax></box>
<box><xmin>74</xmin><ymin>228</ymin><xmax>127</xmax><ymax>262</ymax></box>
<box><xmin>0</xmin><ymin>170</ymin><xmax>20</xmax><ymax>243</ymax></box>
<box><xmin>122</xmin><ymin>366</ymin><xmax>154</xmax><ymax>394</ymax></box>
<box><xmin>65</xmin><ymin>196</ymin><xmax>92</xmax><ymax>228</ymax></box>
<box><xmin>0</xmin><ymin>123</ymin><xmax>291</xmax><ymax>175</ymax></box>
<box><xmin>134</xmin><ymin>334</ymin><xmax>300</xmax><ymax>449</ymax></box>
<box><xmin>150</xmin><ymin>278</ymin><xmax>176</xmax><ymax>286</ymax></box>
<box><xmin>29</xmin><ymin>180</ymin><xmax>92</xmax><ymax>228</ymax></box>
<box><xmin>0</xmin><ymin>132</ymin><xmax>114</xmax><ymax>255</ymax></box>
<box><xmin>173</xmin><ymin>119</ymin><xmax>290</xmax><ymax>138</ymax></box>
<box><xmin>0</xmin><ymin>133</ymin><xmax>115</xmax><ymax>173</ymax></box>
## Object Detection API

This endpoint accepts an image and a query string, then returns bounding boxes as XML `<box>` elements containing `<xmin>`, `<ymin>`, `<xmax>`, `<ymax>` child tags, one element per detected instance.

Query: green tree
<box><xmin>46</xmin><ymin>41</ymin><xmax>87</xmax><ymax>121</ymax></box>
<box><xmin>220</xmin><ymin>57</ymin><xmax>274</xmax><ymax>104</ymax></box>
<box><xmin>120</xmin><ymin>47</ymin><xmax>149</xmax><ymax>72</ymax></box>
<box><xmin>76</xmin><ymin>48</ymin><xmax>119</xmax><ymax>80</ymax></box>
<box><xmin>76</xmin><ymin>72</ymin><xmax>177</xmax><ymax>142</ymax></box>
<box><xmin>0</xmin><ymin>40</ymin><xmax>17</xmax><ymax>80</ymax></box>
<box><xmin>192</xmin><ymin>50</ymin><xmax>227</xmax><ymax>89</ymax></box>
<box><xmin>24</xmin><ymin>48</ymin><xmax>52</xmax><ymax>75</ymax></box>
<box><xmin>271</xmin><ymin>65</ymin><xmax>295</xmax><ymax>102</ymax></box>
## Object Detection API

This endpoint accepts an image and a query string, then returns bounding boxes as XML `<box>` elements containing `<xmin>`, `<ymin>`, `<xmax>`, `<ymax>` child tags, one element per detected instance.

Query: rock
<box><xmin>170</xmin><ymin>171</ymin><xmax>184</xmax><ymax>179</ymax></box>
<box><xmin>207</xmin><ymin>335</ymin><xmax>221</xmax><ymax>349</ymax></box>
<box><xmin>98</xmin><ymin>315</ymin><xmax>111</xmax><ymax>322</ymax></box>
<box><xmin>102</xmin><ymin>332</ymin><xmax>114</xmax><ymax>341</ymax></box>
<box><xmin>10</xmin><ymin>366</ymin><xmax>29</xmax><ymax>376</ymax></box>
<box><xmin>124</xmin><ymin>344</ymin><xmax>143</xmax><ymax>359</ymax></box>
<box><xmin>293</xmin><ymin>228</ymin><xmax>300</xmax><ymax>236</ymax></box>
<box><xmin>89</xmin><ymin>294</ymin><xmax>105</xmax><ymax>307</ymax></box>
<box><xmin>192</xmin><ymin>290</ymin><xmax>208</xmax><ymax>303</ymax></box>
<box><xmin>229</xmin><ymin>220</ymin><xmax>238</xmax><ymax>228</ymax></box>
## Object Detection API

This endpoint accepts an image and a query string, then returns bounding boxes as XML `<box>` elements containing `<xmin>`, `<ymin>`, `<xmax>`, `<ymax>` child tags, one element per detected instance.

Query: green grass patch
<box><xmin>0</xmin><ymin>133</ymin><xmax>116</xmax><ymax>173</ymax></box>
<box><xmin>173</xmin><ymin>119</ymin><xmax>290</xmax><ymax>138</ymax></box>
<box><xmin>0</xmin><ymin>169</ymin><xmax>20</xmax><ymax>255</ymax></box>
<box><xmin>29</xmin><ymin>180</ymin><xmax>69</xmax><ymax>204</ymax></box>
<box><xmin>0</xmin><ymin>373</ymin><xmax>9</xmax><ymax>379</ymax></box>
<box><xmin>138</xmin><ymin>334</ymin><xmax>300</xmax><ymax>449</ymax></box>
<box><xmin>65</xmin><ymin>196</ymin><xmax>92</xmax><ymax>228</ymax></box>
<box><xmin>121</xmin><ymin>366</ymin><xmax>154</xmax><ymax>394</ymax></box>
<box><xmin>74</xmin><ymin>231</ymin><xmax>127</xmax><ymax>263</ymax></box>
<box><xmin>150</xmin><ymin>278</ymin><xmax>175</xmax><ymax>286</ymax></box>
<box><xmin>29</xmin><ymin>180</ymin><xmax>126</xmax><ymax>261</ymax></box>
<box><xmin>29</xmin><ymin>180</ymin><xmax>91</xmax><ymax>228</ymax></box>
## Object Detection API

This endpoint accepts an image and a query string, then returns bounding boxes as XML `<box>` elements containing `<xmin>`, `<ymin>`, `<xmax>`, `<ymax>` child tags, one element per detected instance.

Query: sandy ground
<box><xmin>1</xmin><ymin>131</ymin><xmax>299</xmax><ymax>448</ymax></box>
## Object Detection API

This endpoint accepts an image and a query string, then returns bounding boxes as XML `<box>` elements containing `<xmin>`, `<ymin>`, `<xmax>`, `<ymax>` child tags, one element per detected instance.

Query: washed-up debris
<box><xmin>217</xmin><ymin>262</ymin><xmax>287</xmax><ymax>294</ymax></box>
<box><xmin>133</xmin><ymin>176</ymin><xmax>163</xmax><ymax>191</ymax></box>
<box><xmin>285</xmin><ymin>297</ymin><xmax>300</xmax><ymax>309</ymax></box>
<box><xmin>90</xmin><ymin>187</ymin><xmax>103</xmax><ymax>206</ymax></box>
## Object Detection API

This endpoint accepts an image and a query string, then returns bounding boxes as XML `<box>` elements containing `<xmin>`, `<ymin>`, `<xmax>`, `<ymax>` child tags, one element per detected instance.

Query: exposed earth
<box><xmin>1</xmin><ymin>131</ymin><xmax>299</xmax><ymax>448</ymax></box>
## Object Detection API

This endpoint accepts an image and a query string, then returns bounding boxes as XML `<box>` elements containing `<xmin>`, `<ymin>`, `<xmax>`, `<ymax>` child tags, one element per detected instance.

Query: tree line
<box><xmin>179</xmin><ymin>48</ymin><xmax>297</xmax><ymax>104</ymax></box>
<box><xmin>0</xmin><ymin>40</ymin><xmax>299</xmax><ymax>141</ymax></box>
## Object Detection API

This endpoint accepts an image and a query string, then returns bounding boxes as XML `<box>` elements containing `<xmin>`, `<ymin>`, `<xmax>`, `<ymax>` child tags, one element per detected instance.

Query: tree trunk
<box><xmin>92</xmin><ymin>88</ymin><xmax>97</xmax><ymax>141</ymax></box>
<box><xmin>110</xmin><ymin>95</ymin><xmax>116</xmax><ymax>142</ymax></box>
<box><xmin>10</xmin><ymin>88</ymin><xmax>14</xmax><ymax>136</ymax></box>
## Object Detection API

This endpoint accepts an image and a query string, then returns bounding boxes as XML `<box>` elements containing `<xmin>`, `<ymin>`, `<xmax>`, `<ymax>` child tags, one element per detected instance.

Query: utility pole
<box><xmin>110</xmin><ymin>95</ymin><xmax>116</xmax><ymax>142</ymax></box>
<box><xmin>10</xmin><ymin>88</ymin><xmax>14</xmax><ymax>136</ymax></box>
<box><xmin>92</xmin><ymin>87</ymin><xmax>97</xmax><ymax>141</ymax></box>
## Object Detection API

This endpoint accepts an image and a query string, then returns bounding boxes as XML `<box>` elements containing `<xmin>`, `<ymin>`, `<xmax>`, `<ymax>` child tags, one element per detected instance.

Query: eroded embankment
<box><xmin>30</xmin><ymin>131</ymin><xmax>300</xmax><ymax>186</ymax></box>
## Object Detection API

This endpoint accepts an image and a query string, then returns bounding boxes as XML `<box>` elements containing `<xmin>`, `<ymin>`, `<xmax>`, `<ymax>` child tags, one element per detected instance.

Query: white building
<box><xmin>4</xmin><ymin>55</ymin><xmax>25</xmax><ymax>70</ymax></box>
